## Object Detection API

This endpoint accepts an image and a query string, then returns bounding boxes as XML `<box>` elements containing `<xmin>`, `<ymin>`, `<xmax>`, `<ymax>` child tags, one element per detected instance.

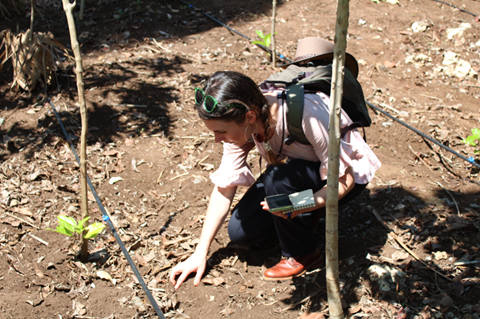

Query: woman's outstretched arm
<box><xmin>169</xmin><ymin>185</ymin><xmax>237</xmax><ymax>289</ymax></box>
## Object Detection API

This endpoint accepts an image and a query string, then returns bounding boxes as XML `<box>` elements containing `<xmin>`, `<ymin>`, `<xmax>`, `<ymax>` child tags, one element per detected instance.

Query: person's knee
<box><xmin>228</xmin><ymin>219</ymin><xmax>241</xmax><ymax>243</ymax></box>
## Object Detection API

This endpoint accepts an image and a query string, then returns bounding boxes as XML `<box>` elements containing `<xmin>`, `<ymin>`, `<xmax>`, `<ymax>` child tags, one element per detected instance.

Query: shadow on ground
<box><xmin>0</xmin><ymin>0</ymin><xmax>281</xmax><ymax>161</ymax></box>
<box><xmin>232</xmin><ymin>185</ymin><xmax>480</xmax><ymax>316</ymax></box>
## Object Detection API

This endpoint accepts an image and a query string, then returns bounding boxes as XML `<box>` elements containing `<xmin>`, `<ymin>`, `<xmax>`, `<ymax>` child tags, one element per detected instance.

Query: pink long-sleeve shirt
<box><xmin>209</xmin><ymin>90</ymin><xmax>381</xmax><ymax>188</ymax></box>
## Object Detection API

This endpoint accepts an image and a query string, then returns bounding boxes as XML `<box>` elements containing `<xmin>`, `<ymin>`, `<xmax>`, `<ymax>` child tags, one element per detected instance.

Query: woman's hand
<box><xmin>169</xmin><ymin>186</ymin><xmax>237</xmax><ymax>290</ymax></box>
<box><xmin>169</xmin><ymin>252</ymin><xmax>207</xmax><ymax>290</ymax></box>
<box><xmin>260</xmin><ymin>200</ymin><xmax>303</xmax><ymax>219</ymax></box>
<box><xmin>260</xmin><ymin>167</ymin><xmax>355</xmax><ymax>220</ymax></box>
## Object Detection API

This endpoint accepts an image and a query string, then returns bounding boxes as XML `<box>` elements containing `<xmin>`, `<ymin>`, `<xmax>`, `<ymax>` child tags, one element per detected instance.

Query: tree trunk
<box><xmin>325</xmin><ymin>0</ymin><xmax>350</xmax><ymax>317</ymax></box>
<box><xmin>29</xmin><ymin>0</ymin><xmax>34</xmax><ymax>40</ymax></box>
<box><xmin>61</xmin><ymin>0</ymin><xmax>89</xmax><ymax>261</ymax></box>
<box><xmin>271</xmin><ymin>0</ymin><xmax>277</xmax><ymax>67</ymax></box>
<box><xmin>79</xmin><ymin>0</ymin><xmax>84</xmax><ymax>21</ymax></box>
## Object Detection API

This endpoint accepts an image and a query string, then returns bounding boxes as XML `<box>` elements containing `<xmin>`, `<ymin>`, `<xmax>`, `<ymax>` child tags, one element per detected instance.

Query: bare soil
<box><xmin>1</xmin><ymin>0</ymin><xmax>480</xmax><ymax>318</ymax></box>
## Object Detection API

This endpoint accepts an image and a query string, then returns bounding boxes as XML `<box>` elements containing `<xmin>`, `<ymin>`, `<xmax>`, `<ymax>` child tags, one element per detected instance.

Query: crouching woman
<box><xmin>169</xmin><ymin>68</ymin><xmax>380</xmax><ymax>289</ymax></box>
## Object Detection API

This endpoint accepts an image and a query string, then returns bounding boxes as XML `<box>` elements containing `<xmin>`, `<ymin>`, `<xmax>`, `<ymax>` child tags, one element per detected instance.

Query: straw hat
<box><xmin>281</xmin><ymin>37</ymin><xmax>359</xmax><ymax>78</ymax></box>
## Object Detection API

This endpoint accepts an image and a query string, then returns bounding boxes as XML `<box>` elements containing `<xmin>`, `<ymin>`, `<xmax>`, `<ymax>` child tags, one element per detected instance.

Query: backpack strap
<box><xmin>285</xmin><ymin>83</ymin><xmax>310</xmax><ymax>145</ymax></box>
<box><xmin>340</xmin><ymin>122</ymin><xmax>367</xmax><ymax>142</ymax></box>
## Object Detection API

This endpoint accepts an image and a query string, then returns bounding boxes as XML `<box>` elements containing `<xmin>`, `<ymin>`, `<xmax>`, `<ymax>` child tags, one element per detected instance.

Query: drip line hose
<box><xmin>431</xmin><ymin>0</ymin><xmax>479</xmax><ymax>18</ymax></box>
<box><xmin>366</xmin><ymin>101</ymin><xmax>480</xmax><ymax>170</ymax></box>
<box><xmin>176</xmin><ymin>0</ymin><xmax>292</xmax><ymax>63</ymax></box>
<box><xmin>47</xmin><ymin>99</ymin><xmax>166</xmax><ymax>319</ymax></box>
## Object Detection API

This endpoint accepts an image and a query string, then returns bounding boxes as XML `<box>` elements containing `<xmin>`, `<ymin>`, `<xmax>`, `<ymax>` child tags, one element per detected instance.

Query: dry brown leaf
<box><xmin>432</xmin><ymin>251</ymin><xmax>448</xmax><ymax>260</ymax></box>
<box><xmin>162</xmin><ymin>235</ymin><xmax>191</xmax><ymax>248</ymax></box>
<box><xmin>347</xmin><ymin>303</ymin><xmax>362</xmax><ymax>316</ymax></box>
<box><xmin>391</xmin><ymin>251</ymin><xmax>409</xmax><ymax>261</ymax></box>
<box><xmin>25</xmin><ymin>295</ymin><xmax>43</xmax><ymax>307</ymax></box>
<box><xmin>384</xmin><ymin>60</ymin><xmax>396</xmax><ymax>68</ymax></box>
<box><xmin>199</xmin><ymin>163</ymin><xmax>214</xmax><ymax>170</ymax></box>
<box><xmin>34</xmin><ymin>265</ymin><xmax>45</xmax><ymax>278</ymax></box>
<box><xmin>143</xmin><ymin>253</ymin><xmax>155</xmax><ymax>263</ymax></box>
<box><xmin>41</xmin><ymin>180</ymin><xmax>54</xmax><ymax>192</ymax></box>
<box><xmin>135</xmin><ymin>252</ymin><xmax>148</xmax><ymax>267</ymax></box>
<box><xmin>97</xmin><ymin>270</ymin><xmax>116</xmax><ymax>285</ymax></box>
<box><xmin>28</xmin><ymin>170</ymin><xmax>42</xmax><ymax>181</ymax></box>
<box><xmin>213</xmin><ymin>277</ymin><xmax>225</xmax><ymax>286</ymax></box>
<box><xmin>219</xmin><ymin>307</ymin><xmax>235</xmax><ymax>316</ymax></box>
<box><xmin>73</xmin><ymin>302</ymin><xmax>87</xmax><ymax>316</ymax></box>
<box><xmin>188</xmin><ymin>214</ymin><xmax>205</xmax><ymax>226</ymax></box>
<box><xmin>3</xmin><ymin>218</ymin><xmax>21</xmax><ymax>227</ymax></box>
<box><xmin>419</xmin><ymin>306</ymin><xmax>432</xmax><ymax>319</ymax></box>
<box><xmin>201</xmin><ymin>277</ymin><xmax>214</xmax><ymax>285</ymax></box>
<box><xmin>125</xmin><ymin>138</ymin><xmax>134</xmax><ymax>147</ymax></box>
<box><xmin>115</xmin><ymin>160</ymin><xmax>125</xmax><ymax>173</ymax></box>
<box><xmin>103</xmin><ymin>150</ymin><xmax>119</xmax><ymax>156</ymax></box>
<box><xmin>13</xmin><ymin>207</ymin><xmax>32</xmax><ymax>216</ymax></box>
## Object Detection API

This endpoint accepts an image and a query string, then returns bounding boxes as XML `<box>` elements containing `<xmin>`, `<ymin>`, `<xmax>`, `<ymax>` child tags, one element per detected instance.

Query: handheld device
<box><xmin>265</xmin><ymin>194</ymin><xmax>294</xmax><ymax>212</ymax></box>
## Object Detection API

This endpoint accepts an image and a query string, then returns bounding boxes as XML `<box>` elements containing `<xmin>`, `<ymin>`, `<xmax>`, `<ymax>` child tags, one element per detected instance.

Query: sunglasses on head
<box><xmin>194</xmin><ymin>88</ymin><xmax>238</xmax><ymax>113</ymax></box>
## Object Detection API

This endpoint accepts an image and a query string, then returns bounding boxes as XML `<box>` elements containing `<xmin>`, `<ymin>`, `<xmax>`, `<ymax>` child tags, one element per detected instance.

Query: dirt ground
<box><xmin>1</xmin><ymin>0</ymin><xmax>480</xmax><ymax>318</ymax></box>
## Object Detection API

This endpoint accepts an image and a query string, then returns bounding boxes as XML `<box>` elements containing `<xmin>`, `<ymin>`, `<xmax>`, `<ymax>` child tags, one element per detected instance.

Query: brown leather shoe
<box><xmin>263</xmin><ymin>248</ymin><xmax>323</xmax><ymax>281</ymax></box>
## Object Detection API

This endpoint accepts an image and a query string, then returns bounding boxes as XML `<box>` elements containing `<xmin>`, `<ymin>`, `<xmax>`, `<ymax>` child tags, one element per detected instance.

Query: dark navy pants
<box><xmin>228</xmin><ymin>159</ymin><xmax>366</xmax><ymax>257</ymax></box>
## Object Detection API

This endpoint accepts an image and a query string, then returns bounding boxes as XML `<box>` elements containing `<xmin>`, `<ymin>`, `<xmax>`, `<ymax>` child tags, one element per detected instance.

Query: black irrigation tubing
<box><xmin>177</xmin><ymin>0</ymin><xmax>292</xmax><ymax>63</ymax></box>
<box><xmin>431</xmin><ymin>0</ymin><xmax>479</xmax><ymax>18</ymax></box>
<box><xmin>366</xmin><ymin>101</ymin><xmax>480</xmax><ymax>170</ymax></box>
<box><xmin>47</xmin><ymin>99</ymin><xmax>166</xmax><ymax>319</ymax></box>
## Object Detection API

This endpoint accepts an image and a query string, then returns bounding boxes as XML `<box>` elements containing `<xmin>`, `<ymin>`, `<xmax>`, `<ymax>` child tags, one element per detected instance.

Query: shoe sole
<box><xmin>262</xmin><ymin>257</ymin><xmax>324</xmax><ymax>282</ymax></box>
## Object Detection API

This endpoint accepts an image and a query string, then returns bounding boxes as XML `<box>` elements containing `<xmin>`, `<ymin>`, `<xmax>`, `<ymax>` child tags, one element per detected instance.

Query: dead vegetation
<box><xmin>0</xmin><ymin>28</ymin><xmax>70</xmax><ymax>91</ymax></box>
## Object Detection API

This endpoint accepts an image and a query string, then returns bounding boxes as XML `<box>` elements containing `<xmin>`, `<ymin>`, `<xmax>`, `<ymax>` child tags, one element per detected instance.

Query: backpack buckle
<box><xmin>297</xmin><ymin>72</ymin><xmax>306</xmax><ymax>80</ymax></box>
<box><xmin>284</xmin><ymin>135</ymin><xmax>296</xmax><ymax>146</ymax></box>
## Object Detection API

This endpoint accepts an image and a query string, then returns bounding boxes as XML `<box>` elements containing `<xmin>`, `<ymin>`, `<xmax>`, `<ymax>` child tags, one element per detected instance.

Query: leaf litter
<box><xmin>1</xmin><ymin>0</ymin><xmax>480</xmax><ymax>318</ymax></box>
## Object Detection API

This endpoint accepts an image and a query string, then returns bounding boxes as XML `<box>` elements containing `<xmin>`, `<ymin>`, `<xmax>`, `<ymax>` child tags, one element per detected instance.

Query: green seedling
<box><xmin>47</xmin><ymin>216</ymin><xmax>105</xmax><ymax>239</ymax></box>
<box><xmin>251</xmin><ymin>30</ymin><xmax>277</xmax><ymax>52</ymax></box>
<box><xmin>113</xmin><ymin>9</ymin><xmax>123</xmax><ymax>20</ymax></box>
<box><xmin>134</xmin><ymin>0</ymin><xmax>142</xmax><ymax>10</ymax></box>
<box><xmin>463</xmin><ymin>128</ymin><xmax>480</xmax><ymax>154</ymax></box>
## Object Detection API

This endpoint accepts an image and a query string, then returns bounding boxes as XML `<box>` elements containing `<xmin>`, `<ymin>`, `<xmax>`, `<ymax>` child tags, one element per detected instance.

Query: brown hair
<box><xmin>196</xmin><ymin>71</ymin><xmax>283</xmax><ymax>165</ymax></box>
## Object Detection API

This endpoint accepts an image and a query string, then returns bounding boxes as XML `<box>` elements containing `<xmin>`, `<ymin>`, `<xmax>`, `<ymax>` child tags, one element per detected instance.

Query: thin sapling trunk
<box><xmin>271</xmin><ymin>0</ymin><xmax>277</xmax><ymax>67</ymax></box>
<box><xmin>61</xmin><ymin>0</ymin><xmax>89</xmax><ymax>261</ymax></box>
<box><xmin>325</xmin><ymin>0</ymin><xmax>350</xmax><ymax>317</ymax></box>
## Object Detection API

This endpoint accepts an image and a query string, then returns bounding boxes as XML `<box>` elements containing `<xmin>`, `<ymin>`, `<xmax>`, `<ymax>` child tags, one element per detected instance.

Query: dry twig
<box><xmin>433</xmin><ymin>181</ymin><xmax>460</xmax><ymax>216</ymax></box>
<box><xmin>369</xmin><ymin>206</ymin><xmax>452</xmax><ymax>282</ymax></box>
<box><xmin>408</xmin><ymin>145</ymin><xmax>433</xmax><ymax>172</ymax></box>
<box><xmin>28</xmin><ymin>232</ymin><xmax>49</xmax><ymax>245</ymax></box>
<box><xmin>5</xmin><ymin>212</ymin><xmax>39</xmax><ymax>229</ymax></box>
<box><xmin>280</xmin><ymin>289</ymin><xmax>321</xmax><ymax>313</ymax></box>
<box><xmin>170</xmin><ymin>172</ymin><xmax>188</xmax><ymax>181</ymax></box>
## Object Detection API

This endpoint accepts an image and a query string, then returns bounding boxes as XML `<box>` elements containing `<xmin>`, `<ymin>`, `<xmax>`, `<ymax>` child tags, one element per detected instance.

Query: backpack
<box><xmin>260</xmin><ymin>64</ymin><xmax>371</xmax><ymax>145</ymax></box>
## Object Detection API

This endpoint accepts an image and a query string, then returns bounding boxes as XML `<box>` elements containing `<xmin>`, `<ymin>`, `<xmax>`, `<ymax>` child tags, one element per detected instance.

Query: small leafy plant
<box><xmin>113</xmin><ymin>9</ymin><xmax>123</xmax><ymax>21</ymax></box>
<box><xmin>251</xmin><ymin>30</ymin><xmax>276</xmax><ymax>51</ymax></box>
<box><xmin>134</xmin><ymin>0</ymin><xmax>142</xmax><ymax>11</ymax></box>
<box><xmin>48</xmin><ymin>216</ymin><xmax>105</xmax><ymax>239</ymax></box>
<box><xmin>463</xmin><ymin>128</ymin><xmax>480</xmax><ymax>154</ymax></box>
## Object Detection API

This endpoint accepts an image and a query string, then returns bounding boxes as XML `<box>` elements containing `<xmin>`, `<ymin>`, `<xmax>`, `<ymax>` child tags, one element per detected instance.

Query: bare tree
<box><xmin>61</xmin><ymin>0</ymin><xmax>89</xmax><ymax>261</ymax></box>
<box><xmin>271</xmin><ymin>0</ymin><xmax>277</xmax><ymax>67</ymax></box>
<box><xmin>79</xmin><ymin>0</ymin><xmax>84</xmax><ymax>20</ymax></box>
<box><xmin>29</xmin><ymin>0</ymin><xmax>34</xmax><ymax>40</ymax></box>
<box><xmin>325</xmin><ymin>0</ymin><xmax>350</xmax><ymax>317</ymax></box>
